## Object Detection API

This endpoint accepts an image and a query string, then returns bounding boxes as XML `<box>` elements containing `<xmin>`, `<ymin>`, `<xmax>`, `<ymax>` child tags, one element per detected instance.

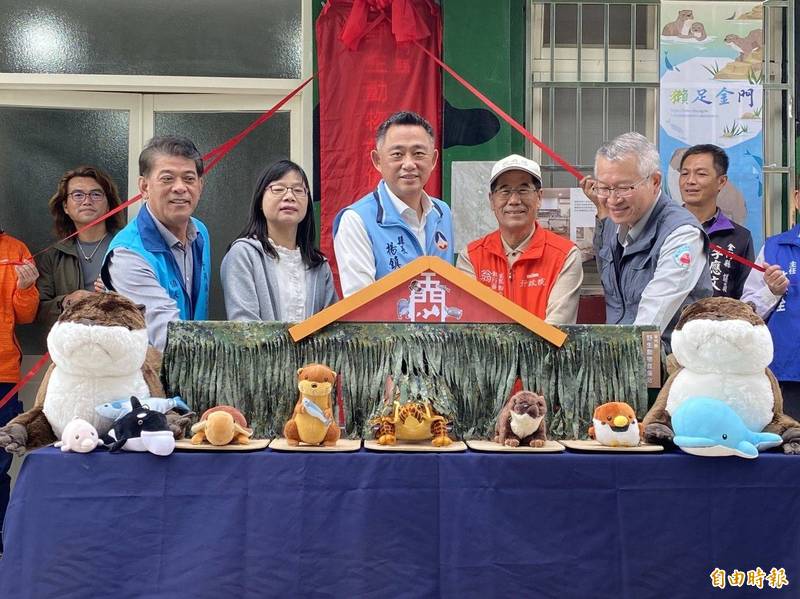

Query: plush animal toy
<box><xmin>104</xmin><ymin>397</ymin><xmax>175</xmax><ymax>456</ymax></box>
<box><xmin>494</xmin><ymin>390</ymin><xmax>548</xmax><ymax>448</ymax></box>
<box><xmin>672</xmin><ymin>397</ymin><xmax>782</xmax><ymax>459</ymax></box>
<box><xmin>370</xmin><ymin>374</ymin><xmax>454</xmax><ymax>447</ymax></box>
<box><xmin>284</xmin><ymin>364</ymin><xmax>341</xmax><ymax>447</ymax></box>
<box><xmin>589</xmin><ymin>402</ymin><xmax>643</xmax><ymax>447</ymax></box>
<box><xmin>0</xmin><ymin>293</ymin><xmax>185</xmax><ymax>456</ymax></box>
<box><xmin>643</xmin><ymin>297</ymin><xmax>800</xmax><ymax>454</ymax></box>
<box><xmin>54</xmin><ymin>418</ymin><xmax>102</xmax><ymax>453</ymax></box>
<box><xmin>96</xmin><ymin>396</ymin><xmax>191</xmax><ymax>422</ymax></box>
<box><xmin>191</xmin><ymin>406</ymin><xmax>253</xmax><ymax>446</ymax></box>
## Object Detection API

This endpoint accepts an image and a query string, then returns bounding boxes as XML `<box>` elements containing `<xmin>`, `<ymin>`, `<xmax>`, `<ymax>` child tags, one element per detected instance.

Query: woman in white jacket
<box><xmin>221</xmin><ymin>160</ymin><xmax>338</xmax><ymax>322</ymax></box>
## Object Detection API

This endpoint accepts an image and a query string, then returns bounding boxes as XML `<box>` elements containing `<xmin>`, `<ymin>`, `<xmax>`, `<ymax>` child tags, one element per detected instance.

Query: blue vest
<box><xmin>764</xmin><ymin>224</ymin><xmax>800</xmax><ymax>381</ymax></box>
<box><xmin>596</xmin><ymin>195</ymin><xmax>712</xmax><ymax>346</ymax></box>
<box><xmin>104</xmin><ymin>206</ymin><xmax>210</xmax><ymax>320</ymax></box>
<box><xmin>333</xmin><ymin>181</ymin><xmax>454</xmax><ymax>278</ymax></box>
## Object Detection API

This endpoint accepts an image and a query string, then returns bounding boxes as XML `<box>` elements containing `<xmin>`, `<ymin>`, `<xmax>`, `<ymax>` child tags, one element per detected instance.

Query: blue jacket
<box><xmin>104</xmin><ymin>206</ymin><xmax>210</xmax><ymax>320</ymax></box>
<box><xmin>764</xmin><ymin>224</ymin><xmax>800</xmax><ymax>381</ymax></box>
<box><xmin>333</xmin><ymin>181</ymin><xmax>453</xmax><ymax>279</ymax></box>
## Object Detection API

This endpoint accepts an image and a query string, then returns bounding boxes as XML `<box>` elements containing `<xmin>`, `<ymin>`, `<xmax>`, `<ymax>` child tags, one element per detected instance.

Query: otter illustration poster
<box><xmin>659</xmin><ymin>2</ymin><xmax>764</xmax><ymax>249</ymax></box>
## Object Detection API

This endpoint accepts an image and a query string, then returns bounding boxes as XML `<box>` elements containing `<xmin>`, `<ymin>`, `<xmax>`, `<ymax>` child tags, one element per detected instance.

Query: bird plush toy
<box><xmin>589</xmin><ymin>402</ymin><xmax>643</xmax><ymax>447</ymax></box>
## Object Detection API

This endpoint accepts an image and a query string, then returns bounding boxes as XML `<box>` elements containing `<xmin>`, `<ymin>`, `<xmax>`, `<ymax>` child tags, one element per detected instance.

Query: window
<box><xmin>528</xmin><ymin>1</ymin><xmax>660</xmax><ymax>187</ymax></box>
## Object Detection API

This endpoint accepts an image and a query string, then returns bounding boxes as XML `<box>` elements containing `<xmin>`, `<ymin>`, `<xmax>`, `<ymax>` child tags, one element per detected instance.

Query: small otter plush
<box><xmin>0</xmin><ymin>293</ymin><xmax>188</xmax><ymax>456</ymax></box>
<box><xmin>284</xmin><ymin>363</ymin><xmax>341</xmax><ymax>447</ymax></box>
<box><xmin>494</xmin><ymin>391</ymin><xmax>548</xmax><ymax>448</ymax></box>
<box><xmin>643</xmin><ymin>297</ymin><xmax>800</xmax><ymax>454</ymax></box>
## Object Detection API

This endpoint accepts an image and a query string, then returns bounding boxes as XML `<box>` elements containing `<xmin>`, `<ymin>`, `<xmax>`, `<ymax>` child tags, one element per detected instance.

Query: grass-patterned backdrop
<box><xmin>163</xmin><ymin>322</ymin><xmax>656</xmax><ymax>440</ymax></box>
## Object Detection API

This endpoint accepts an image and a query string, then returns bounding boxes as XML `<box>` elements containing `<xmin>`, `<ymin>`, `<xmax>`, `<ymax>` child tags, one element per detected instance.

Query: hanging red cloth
<box><xmin>316</xmin><ymin>0</ymin><xmax>442</xmax><ymax>287</ymax></box>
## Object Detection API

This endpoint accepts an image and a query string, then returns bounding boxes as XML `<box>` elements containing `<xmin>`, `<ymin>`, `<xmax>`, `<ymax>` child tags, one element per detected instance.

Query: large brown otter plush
<box><xmin>643</xmin><ymin>297</ymin><xmax>800</xmax><ymax>454</ymax></box>
<box><xmin>0</xmin><ymin>293</ymin><xmax>188</xmax><ymax>456</ymax></box>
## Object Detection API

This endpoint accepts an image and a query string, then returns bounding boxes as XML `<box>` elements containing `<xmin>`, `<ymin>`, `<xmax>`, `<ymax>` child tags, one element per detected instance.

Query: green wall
<box><xmin>441</xmin><ymin>0</ymin><xmax>527</xmax><ymax>204</ymax></box>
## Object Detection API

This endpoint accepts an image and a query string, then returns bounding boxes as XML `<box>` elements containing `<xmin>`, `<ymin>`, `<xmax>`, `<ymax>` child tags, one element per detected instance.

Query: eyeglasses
<box><xmin>267</xmin><ymin>184</ymin><xmax>308</xmax><ymax>198</ymax></box>
<box><xmin>68</xmin><ymin>190</ymin><xmax>106</xmax><ymax>203</ymax></box>
<box><xmin>594</xmin><ymin>175</ymin><xmax>650</xmax><ymax>199</ymax></box>
<box><xmin>492</xmin><ymin>186</ymin><xmax>540</xmax><ymax>201</ymax></box>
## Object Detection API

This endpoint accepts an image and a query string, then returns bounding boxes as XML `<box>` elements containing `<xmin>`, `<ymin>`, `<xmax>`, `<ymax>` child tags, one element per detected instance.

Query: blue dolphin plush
<box><xmin>95</xmin><ymin>396</ymin><xmax>190</xmax><ymax>422</ymax></box>
<box><xmin>672</xmin><ymin>397</ymin><xmax>783</xmax><ymax>459</ymax></box>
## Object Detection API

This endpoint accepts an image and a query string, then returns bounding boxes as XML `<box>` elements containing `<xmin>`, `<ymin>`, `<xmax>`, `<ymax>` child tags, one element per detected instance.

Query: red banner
<box><xmin>316</xmin><ymin>0</ymin><xmax>442</xmax><ymax>284</ymax></box>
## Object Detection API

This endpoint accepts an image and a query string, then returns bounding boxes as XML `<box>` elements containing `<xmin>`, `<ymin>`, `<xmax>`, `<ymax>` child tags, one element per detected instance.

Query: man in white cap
<box><xmin>456</xmin><ymin>154</ymin><xmax>583</xmax><ymax>324</ymax></box>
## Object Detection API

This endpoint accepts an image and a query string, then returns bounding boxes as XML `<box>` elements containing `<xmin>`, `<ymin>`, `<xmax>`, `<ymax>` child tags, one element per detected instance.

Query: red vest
<box><xmin>467</xmin><ymin>225</ymin><xmax>574</xmax><ymax>319</ymax></box>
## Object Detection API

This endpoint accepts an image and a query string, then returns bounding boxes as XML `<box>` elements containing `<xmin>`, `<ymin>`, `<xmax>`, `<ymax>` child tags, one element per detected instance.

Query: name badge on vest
<box><xmin>385</xmin><ymin>235</ymin><xmax>409</xmax><ymax>270</ymax></box>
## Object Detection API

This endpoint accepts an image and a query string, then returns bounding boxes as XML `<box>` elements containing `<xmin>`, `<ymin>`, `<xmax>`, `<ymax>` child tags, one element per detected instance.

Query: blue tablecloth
<box><xmin>0</xmin><ymin>446</ymin><xmax>797</xmax><ymax>598</ymax></box>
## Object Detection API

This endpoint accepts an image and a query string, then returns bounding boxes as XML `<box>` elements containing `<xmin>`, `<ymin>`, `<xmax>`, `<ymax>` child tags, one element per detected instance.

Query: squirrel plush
<box><xmin>494</xmin><ymin>390</ymin><xmax>548</xmax><ymax>448</ymax></box>
<box><xmin>283</xmin><ymin>363</ymin><xmax>341</xmax><ymax>446</ymax></box>
<box><xmin>0</xmin><ymin>293</ymin><xmax>189</xmax><ymax>455</ymax></box>
<box><xmin>643</xmin><ymin>297</ymin><xmax>800</xmax><ymax>454</ymax></box>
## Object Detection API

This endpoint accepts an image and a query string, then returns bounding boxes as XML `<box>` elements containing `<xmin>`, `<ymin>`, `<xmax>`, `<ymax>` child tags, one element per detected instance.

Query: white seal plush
<box><xmin>54</xmin><ymin>418</ymin><xmax>102</xmax><ymax>453</ymax></box>
<box><xmin>643</xmin><ymin>297</ymin><xmax>800</xmax><ymax>453</ymax></box>
<box><xmin>0</xmin><ymin>293</ymin><xmax>181</xmax><ymax>456</ymax></box>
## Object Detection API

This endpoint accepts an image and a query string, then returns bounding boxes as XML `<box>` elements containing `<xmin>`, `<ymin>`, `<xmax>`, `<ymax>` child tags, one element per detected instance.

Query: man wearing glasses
<box><xmin>582</xmin><ymin>132</ymin><xmax>711</xmax><ymax>347</ymax></box>
<box><xmin>457</xmin><ymin>154</ymin><xmax>583</xmax><ymax>324</ymax></box>
<box><xmin>102</xmin><ymin>136</ymin><xmax>211</xmax><ymax>351</ymax></box>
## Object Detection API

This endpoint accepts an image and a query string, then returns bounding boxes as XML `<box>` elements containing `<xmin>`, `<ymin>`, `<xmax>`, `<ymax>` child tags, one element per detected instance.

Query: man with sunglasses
<box><xmin>457</xmin><ymin>154</ymin><xmax>583</xmax><ymax>324</ymax></box>
<box><xmin>582</xmin><ymin>132</ymin><xmax>712</xmax><ymax>348</ymax></box>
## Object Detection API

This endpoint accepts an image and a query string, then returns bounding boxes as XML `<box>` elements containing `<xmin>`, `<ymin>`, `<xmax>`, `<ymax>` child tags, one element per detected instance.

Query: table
<box><xmin>1</xmin><ymin>447</ymin><xmax>797</xmax><ymax>598</ymax></box>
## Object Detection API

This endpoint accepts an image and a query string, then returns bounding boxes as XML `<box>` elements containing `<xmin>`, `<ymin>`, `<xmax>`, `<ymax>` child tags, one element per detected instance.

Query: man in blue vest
<box><xmin>102</xmin><ymin>136</ymin><xmax>211</xmax><ymax>350</ymax></box>
<box><xmin>582</xmin><ymin>132</ymin><xmax>712</xmax><ymax>349</ymax></box>
<box><xmin>741</xmin><ymin>188</ymin><xmax>800</xmax><ymax>419</ymax></box>
<box><xmin>333</xmin><ymin>111</ymin><xmax>453</xmax><ymax>297</ymax></box>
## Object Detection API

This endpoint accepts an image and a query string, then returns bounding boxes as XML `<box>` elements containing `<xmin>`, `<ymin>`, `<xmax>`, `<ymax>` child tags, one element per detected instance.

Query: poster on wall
<box><xmin>659</xmin><ymin>2</ymin><xmax>764</xmax><ymax>249</ymax></box>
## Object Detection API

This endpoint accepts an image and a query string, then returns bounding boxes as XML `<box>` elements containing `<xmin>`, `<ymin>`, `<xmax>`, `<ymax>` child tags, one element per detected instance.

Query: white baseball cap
<box><xmin>490</xmin><ymin>154</ymin><xmax>542</xmax><ymax>187</ymax></box>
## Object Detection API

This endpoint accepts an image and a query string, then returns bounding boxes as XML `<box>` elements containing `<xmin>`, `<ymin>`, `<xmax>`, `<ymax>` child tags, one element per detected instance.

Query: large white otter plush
<box><xmin>0</xmin><ymin>293</ymin><xmax>178</xmax><ymax>456</ymax></box>
<box><xmin>643</xmin><ymin>297</ymin><xmax>800</xmax><ymax>453</ymax></box>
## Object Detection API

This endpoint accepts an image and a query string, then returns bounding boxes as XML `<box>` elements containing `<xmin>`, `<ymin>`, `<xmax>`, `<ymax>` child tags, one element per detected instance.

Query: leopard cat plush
<box><xmin>0</xmin><ymin>293</ymin><xmax>189</xmax><ymax>456</ymax></box>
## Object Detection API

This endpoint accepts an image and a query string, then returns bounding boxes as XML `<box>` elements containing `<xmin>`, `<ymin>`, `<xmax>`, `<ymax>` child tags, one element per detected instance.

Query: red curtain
<box><xmin>316</xmin><ymin>0</ymin><xmax>442</xmax><ymax>284</ymax></box>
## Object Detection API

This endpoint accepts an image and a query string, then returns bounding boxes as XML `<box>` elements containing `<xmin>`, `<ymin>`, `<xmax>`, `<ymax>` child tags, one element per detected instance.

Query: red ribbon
<box><xmin>0</xmin><ymin>353</ymin><xmax>50</xmax><ymax>411</ymax></box>
<box><xmin>0</xmin><ymin>75</ymin><xmax>317</xmax><ymax>408</ymax></box>
<box><xmin>335</xmin><ymin>0</ymin><xmax>436</xmax><ymax>50</ymax></box>
<box><xmin>413</xmin><ymin>40</ymin><xmax>764</xmax><ymax>274</ymax></box>
<box><xmin>709</xmin><ymin>243</ymin><xmax>765</xmax><ymax>273</ymax></box>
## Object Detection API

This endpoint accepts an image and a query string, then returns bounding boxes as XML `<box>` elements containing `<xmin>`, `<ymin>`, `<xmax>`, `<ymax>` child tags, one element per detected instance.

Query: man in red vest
<box><xmin>457</xmin><ymin>155</ymin><xmax>583</xmax><ymax>323</ymax></box>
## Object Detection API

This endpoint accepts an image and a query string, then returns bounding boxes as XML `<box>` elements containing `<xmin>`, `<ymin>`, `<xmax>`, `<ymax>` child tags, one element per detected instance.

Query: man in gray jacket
<box><xmin>581</xmin><ymin>132</ymin><xmax>712</xmax><ymax>348</ymax></box>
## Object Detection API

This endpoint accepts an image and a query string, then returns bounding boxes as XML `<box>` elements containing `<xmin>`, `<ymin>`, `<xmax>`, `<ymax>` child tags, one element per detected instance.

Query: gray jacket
<box><xmin>220</xmin><ymin>238</ymin><xmax>338</xmax><ymax>321</ymax></box>
<box><xmin>595</xmin><ymin>195</ymin><xmax>712</xmax><ymax>345</ymax></box>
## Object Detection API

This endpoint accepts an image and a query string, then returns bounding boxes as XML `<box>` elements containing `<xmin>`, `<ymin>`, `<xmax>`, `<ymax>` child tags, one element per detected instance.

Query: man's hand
<box><xmin>93</xmin><ymin>276</ymin><xmax>106</xmax><ymax>293</ymax></box>
<box><xmin>62</xmin><ymin>289</ymin><xmax>93</xmax><ymax>310</ymax></box>
<box><xmin>579</xmin><ymin>176</ymin><xmax>608</xmax><ymax>220</ymax></box>
<box><xmin>14</xmin><ymin>260</ymin><xmax>38</xmax><ymax>290</ymax></box>
<box><xmin>763</xmin><ymin>262</ymin><xmax>789</xmax><ymax>296</ymax></box>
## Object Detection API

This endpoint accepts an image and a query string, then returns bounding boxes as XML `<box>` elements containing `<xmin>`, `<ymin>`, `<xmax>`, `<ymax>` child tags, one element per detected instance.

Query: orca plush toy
<box><xmin>103</xmin><ymin>397</ymin><xmax>175</xmax><ymax>456</ymax></box>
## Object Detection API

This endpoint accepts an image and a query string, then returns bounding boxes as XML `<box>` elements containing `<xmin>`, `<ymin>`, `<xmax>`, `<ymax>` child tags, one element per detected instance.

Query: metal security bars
<box><xmin>528</xmin><ymin>1</ymin><xmax>660</xmax><ymax>188</ymax></box>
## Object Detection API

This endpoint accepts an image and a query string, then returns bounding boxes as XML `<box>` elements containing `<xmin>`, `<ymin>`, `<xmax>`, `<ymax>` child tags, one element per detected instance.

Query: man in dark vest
<box><xmin>581</xmin><ymin>132</ymin><xmax>712</xmax><ymax>349</ymax></box>
<box><xmin>679</xmin><ymin>144</ymin><xmax>754</xmax><ymax>299</ymax></box>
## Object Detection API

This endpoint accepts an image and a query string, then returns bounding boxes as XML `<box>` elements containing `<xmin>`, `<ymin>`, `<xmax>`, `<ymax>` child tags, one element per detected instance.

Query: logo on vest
<box><xmin>434</xmin><ymin>230</ymin><xmax>449</xmax><ymax>251</ymax></box>
<box><xmin>479</xmin><ymin>269</ymin><xmax>504</xmax><ymax>293</ymax></box>
<box><xmin>672</xmin><ymin>244</ymin><xmax>692</xmax><ymax>269</ymax></box>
